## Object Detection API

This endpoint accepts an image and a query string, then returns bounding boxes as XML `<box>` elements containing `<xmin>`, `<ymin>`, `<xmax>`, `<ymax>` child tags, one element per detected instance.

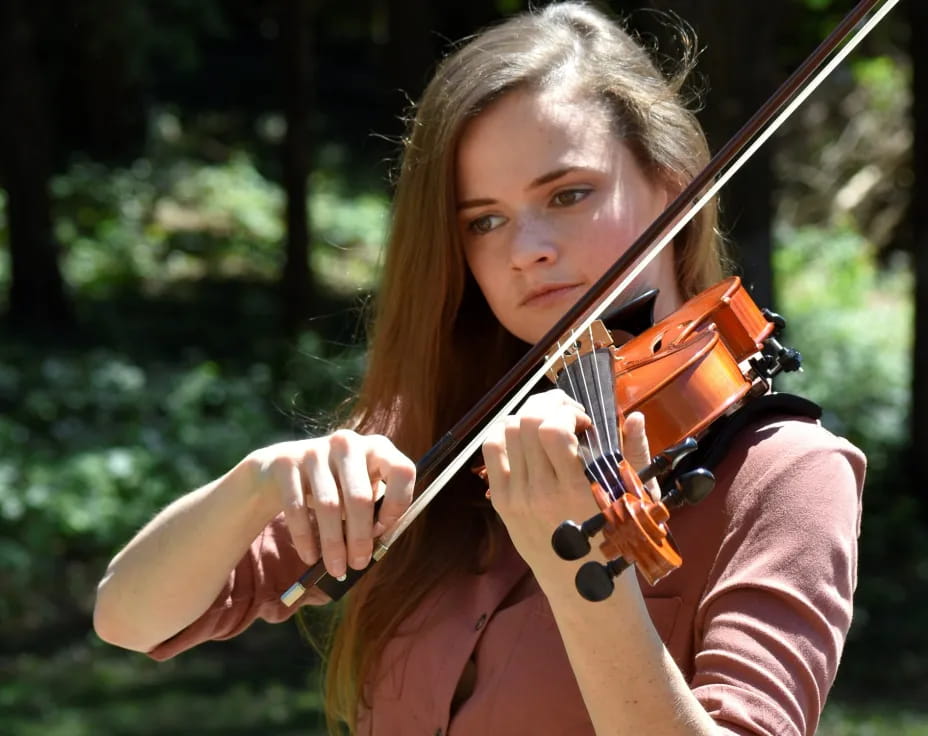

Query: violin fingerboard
<box><xmin>555</xmin><ymin>348</ymin><xmax>623</xmax><ymax>496</ymax></box>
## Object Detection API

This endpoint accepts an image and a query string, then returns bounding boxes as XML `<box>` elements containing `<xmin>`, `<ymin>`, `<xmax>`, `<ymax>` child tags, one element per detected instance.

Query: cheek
<box><xmin>584</xmin><ymin>216</ymin><xmax>639</xmax><ymax>273</ymax></box>
<box><xmin>589</xmin><ymin>198</ymin><xmax>657</xmax><ymax>261</ymax></box>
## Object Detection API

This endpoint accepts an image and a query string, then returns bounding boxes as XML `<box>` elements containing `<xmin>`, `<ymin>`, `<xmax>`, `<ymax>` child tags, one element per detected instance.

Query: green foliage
<box><xmin>309</xmin><ymin>167</ymin><xmax>390</xmax><ymax>291</ymax></box>
<box><xmin>1</xmin><ymin>136</ymin><xmax>385</xmax><ymax>631</ymax></box>
<box><xmin>819</xmin><ymin>703</ymin><xmax>928</xmax><ymax>735</ymax></box>
<box><xmin>46</xmin><ymin>145</ymin><xmax>388</xmax><ymax>297</ymax></box>
<box><xmin>0</xmin><ymin>336</ymin><xmax>363</xmax><ymax>628</ymax></box>
<box><xmin>52</xmin><ymin>159</ymin><xmax>164</xmax><ymax>293</ymax></box>
<box><xmin>2</xmin><ymin>632</ymin><xmax>327</xmax><ymax>736</ymax></box>
<box><xmin>773</xmin><ymin>223</ymin><xmax>911</xmax><ymax>481</ymax></box>
<box><xmin>853</xmin><ymin>54</ymin><xmax>909</xmax><ymax>112</ymax></box>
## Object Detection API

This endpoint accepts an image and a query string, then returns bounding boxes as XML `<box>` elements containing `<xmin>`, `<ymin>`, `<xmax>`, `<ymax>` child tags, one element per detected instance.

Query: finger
<box><xmin>329</xmin><ymin>431</ymin><xmax>375</xmax><ymax>571</ymax></box>
<box><xmin>622</xmin><ymin>412</ymin><xmax>651</xmax><ymax>470</ymax></box>
<box><xmin>303</xmin><ymin>443</ymin><xmax>348</xmax><ymax>579</ymax></box>
<box><xmin>368</xmin><ymin>436</ymin><xmax>416</xmax><ymax>537</ymax></box>
<box><xmin>303</xmin><ymin>507</ymin><xmax>322</xmax><ymax>564</ymax></box>
<box><xmin>503</xmin><ymin>417</ymin><xmax>527</xmax><ymax>493</ymax></box>
<box><xmin>481</xmin><ymin>420</ymin><xmax>511</xmax><ymax>496</ymax></box>
<box><xmin>532</xmin><ymin>391</ymin><xmax>592</xmax><ymax>435</ymax></box>
<box><xmin>518</xmin><ymin>414</ymin><xmax>548</xmax><ymax>480</ymax></box>
<box><xmin>523</xmin><ymin>388</ymin><xmax>588</xmax><ymax>421</ymax></box>
<box><xmin>513</xmin><ymin>392</ymin><xmax>590</xmax><ymax>493</ymax></box>
<box><xmin>623</xmin><ymin>412</ymin><xmax>660</xmax><ymax>501</ymax></box>
<box><xmin>536</xmin><ymin>404</ymin><xmax>587</xmax><ymax>484</ymax></box>
<box><xmin>277</xmin><ymin>461</ymin><xmax>318</xmax><ymax>566</ymax></box>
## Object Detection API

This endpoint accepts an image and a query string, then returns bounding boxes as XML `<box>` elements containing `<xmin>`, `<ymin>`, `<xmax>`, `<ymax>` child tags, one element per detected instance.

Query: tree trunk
<box><xmin>279</xmin><ymin>0</ymin><xmax>315</xmax><ymax>333</ymax></box>
<box><xmin>0</xmin><ymin>0</ymin><xmax>72</xmax><ymax>331</ymax></box>
<box><xmin>669</xmin><ymin>0</ymin><xmax>783</xmax><ymax>311</ymax></box>
<box><xmin>383</xmin><ymin>0</ymin><xmax>434</xmax><ymax>103</ymax></box>
<box><xmin>909</xmin><ymin>0</ymin><xmax>928</xmax><ymax>501</ymax></box>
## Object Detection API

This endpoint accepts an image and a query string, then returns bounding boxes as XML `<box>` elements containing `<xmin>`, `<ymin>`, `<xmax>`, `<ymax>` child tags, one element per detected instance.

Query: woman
<box><xmin>93</xmin><ymin>4</ymin><xmax>865</xmax><ymax>735</ymax></box>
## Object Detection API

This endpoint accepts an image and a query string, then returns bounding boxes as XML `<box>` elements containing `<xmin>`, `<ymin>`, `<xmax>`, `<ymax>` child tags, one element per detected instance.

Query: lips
<box><xmin>520</xmin><ymin>282</ymin><xmax>584</xmax><ymax>306</ymax></box>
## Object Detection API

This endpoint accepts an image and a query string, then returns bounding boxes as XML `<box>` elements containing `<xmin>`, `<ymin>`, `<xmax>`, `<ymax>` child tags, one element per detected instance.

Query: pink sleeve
<box><xmin>146</xmin><ymin>514</ymin><xmax>311</xmax><ymax>661</ymax></box>
<box><xmin>691</xmin><ymin>420</ymin><xmax>865</xmax><ymax>736</ymax></box>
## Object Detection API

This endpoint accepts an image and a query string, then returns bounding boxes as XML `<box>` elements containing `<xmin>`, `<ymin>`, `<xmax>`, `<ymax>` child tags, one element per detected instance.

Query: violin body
<box><xmin>551</xmin><ymin>275</ymin><xmax>801</xmax><ymax>597</ymax></box>
<box><xmin>612</xmin><ymin>276</ymin><xmax>776</xmax><ymax>454</ymax></box>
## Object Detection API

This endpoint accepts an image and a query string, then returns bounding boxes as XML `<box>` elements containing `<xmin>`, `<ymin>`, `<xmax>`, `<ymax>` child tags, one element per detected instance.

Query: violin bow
<box><xmin>281</xmin><ymin>0</ymin><xmax>899</xmax><ymax>605</ymax></box>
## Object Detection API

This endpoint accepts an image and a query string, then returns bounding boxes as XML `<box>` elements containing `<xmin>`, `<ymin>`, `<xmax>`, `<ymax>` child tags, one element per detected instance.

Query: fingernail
<box><xmin>352</xmin><ymin>555</ymin><xmax>369</xmax><ymax>569</ymax></box>
<box><xmin>336</xmin><ymin>574</ymin><xmax>347</xmax><ymax>582</ymax></box>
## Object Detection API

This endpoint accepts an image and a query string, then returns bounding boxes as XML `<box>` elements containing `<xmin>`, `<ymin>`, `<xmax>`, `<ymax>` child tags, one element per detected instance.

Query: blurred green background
<box><xmin>1</xmin><ymin>0</ymin><xmax>925</xmax><ymax>734</ymax></box>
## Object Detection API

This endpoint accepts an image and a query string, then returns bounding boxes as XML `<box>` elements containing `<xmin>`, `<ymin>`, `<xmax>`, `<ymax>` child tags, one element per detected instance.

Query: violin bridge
<box><xmin>546</xmin><ymin>320</ymin><xmax>614</xmax><ymax>382</ymax></box>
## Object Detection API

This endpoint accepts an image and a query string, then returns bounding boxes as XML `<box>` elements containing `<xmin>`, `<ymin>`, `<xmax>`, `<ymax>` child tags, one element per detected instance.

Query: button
<box><xmin>474</xmin><ymin>613</ymin><xmax>487</xmax><ymax>631</ymax></box>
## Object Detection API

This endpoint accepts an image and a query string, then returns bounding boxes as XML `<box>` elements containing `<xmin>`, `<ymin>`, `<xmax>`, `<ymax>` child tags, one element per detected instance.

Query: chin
<box><xmin>503</xmin><ymin>324</ymin><xmax>540</xmax><ymax>345</ymax></box>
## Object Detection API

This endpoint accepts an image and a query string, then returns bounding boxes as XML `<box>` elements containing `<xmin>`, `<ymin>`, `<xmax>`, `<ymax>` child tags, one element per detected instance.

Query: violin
<box><xmin>279</xmin><ymin>0</ymin><xmax>898</xmax><ymax>609</ymax></box>
<box><xmin>544</xmin><ymin>275</ymin><xmax>801</xmax><ymax>601</ymax></box>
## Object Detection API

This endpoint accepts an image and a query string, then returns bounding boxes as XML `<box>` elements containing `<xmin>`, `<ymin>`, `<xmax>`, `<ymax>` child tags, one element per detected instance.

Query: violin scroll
<box><xmin>551</xmin><ymin>437</ymin><xmax>699</xmax><ymax>561</ymax></box>
<box><xmin>564</xmin><ymin>465</ymin><xmax>717</xmax><ymax>602</ymax></box>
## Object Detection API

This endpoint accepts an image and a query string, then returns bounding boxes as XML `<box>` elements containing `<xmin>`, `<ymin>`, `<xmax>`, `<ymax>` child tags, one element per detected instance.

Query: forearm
<box><xmin>541</xmin><ymin>567</ymin><xmax>718</xmax><ymax>736</ymax></box>
<box><xmin>93</xmin><ymin>457</ymin><xmax>279</xmax><ymax>653</ymax></box>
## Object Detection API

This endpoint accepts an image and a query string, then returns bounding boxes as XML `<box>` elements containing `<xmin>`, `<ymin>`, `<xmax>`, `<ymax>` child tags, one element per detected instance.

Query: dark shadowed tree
<box><xmin>0</xmin><ymin>0</ymin><xmax>72</xmax><ymax>331</ymax></box>
<box><xmin>383</xmin><ymin>0</ymin><xmax>435</xmax><ymax>105</ymax></box>
<box><xmin>279</xmin><ymin>0</ymin><xmax>317</xmax><ymax>333</ymax></box>
<box><xmin>660</xmin><ymin>0</ymin><xmax>784</xmax><ymax>311</ymax></box>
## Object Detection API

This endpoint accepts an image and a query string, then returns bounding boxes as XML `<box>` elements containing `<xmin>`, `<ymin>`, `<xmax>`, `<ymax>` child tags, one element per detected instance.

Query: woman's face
<box><xmin>456</xmin><ymin>88</ymin><xmax>682</xmax><ymax>344</ymax></box>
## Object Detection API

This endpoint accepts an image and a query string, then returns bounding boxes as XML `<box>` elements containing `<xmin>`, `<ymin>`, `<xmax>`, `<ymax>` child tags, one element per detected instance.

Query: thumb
<box><xmin>622</xmin><ymin>412</ymin><xmax>660</xmax><ymax>501</ymax></box>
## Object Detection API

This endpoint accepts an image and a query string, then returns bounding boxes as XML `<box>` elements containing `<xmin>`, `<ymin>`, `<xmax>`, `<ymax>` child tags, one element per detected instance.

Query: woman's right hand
<box><xmin>245</xmin><ymin>430</ymin><xmax>417</xmax><ymax>580</ymax></box>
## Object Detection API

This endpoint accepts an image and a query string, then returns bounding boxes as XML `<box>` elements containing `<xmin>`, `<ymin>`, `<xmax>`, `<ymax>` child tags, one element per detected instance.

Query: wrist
<box><xmin>227</xmin><ymin>453</ymin><xmax>283</xmax><ymax>524</ymax></box>
<box><xmin>539</xmin><ymin>557</ymin><xmax>645</xmax><ymax>611</ymax></box>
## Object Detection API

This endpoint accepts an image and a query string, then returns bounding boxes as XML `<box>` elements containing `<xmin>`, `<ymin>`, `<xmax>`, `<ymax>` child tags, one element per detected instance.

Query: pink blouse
<box><xmin>147</xmin><ymin>416</ymin><xmax>865</xmax><ymax>736</ymax></box>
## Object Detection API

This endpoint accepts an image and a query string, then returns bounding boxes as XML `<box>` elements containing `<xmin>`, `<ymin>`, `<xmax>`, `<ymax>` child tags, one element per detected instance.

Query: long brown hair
<box><xmin>321</xmin><ymin>2</ymin><xmax>723</xmax><ymax>730</ymax></box>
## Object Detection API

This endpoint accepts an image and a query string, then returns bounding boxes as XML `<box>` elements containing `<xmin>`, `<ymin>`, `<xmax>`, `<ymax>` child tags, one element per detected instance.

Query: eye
<box><xmin>551</xmin><ymin>188</ymin><xmax>592</xmax><ymax>207</ymax></box>
<box><xmin>468</xmin><ymin>213</ymin><xmax>507</xmax><ymax>235</ymax></box>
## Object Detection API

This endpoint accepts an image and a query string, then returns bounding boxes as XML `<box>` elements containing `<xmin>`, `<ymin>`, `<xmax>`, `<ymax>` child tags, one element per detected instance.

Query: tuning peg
<box><xmin>637</xmin><ymin>437</ymin><xmax>698</xmax><ymax>484</ymax></box>
<box><xmin>661</xmin><ymin>468</ymin><xmax>715</xmax><ymax>508</ymax></box>
<box><xmin>761</xmin><ymin>308</ymin><xmax>787</xmax><ymax>332</ymax></box>
<box><xmin>575</xmin><ymin>558</ymin><xmax>631</xmax><ymax>601</ymax></box>
<box><xmin>552</xmin><ymin>513</ymin><xmax>607</xmax><ymax>560</ymax></box>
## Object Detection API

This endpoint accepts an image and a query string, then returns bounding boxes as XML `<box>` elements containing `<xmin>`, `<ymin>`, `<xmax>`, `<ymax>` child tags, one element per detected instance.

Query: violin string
<box><xmin>575</xmin><ymin>326</ymin><xmax>622</xmax><ymax>501</ymax></box>
<box><xmin>562</xmin><ymin>335</ymin><xmax>621</xmax><ymax>497</ymax></box>
<box><xmin>556</xmin><ymin>346</ymin><xmax>610</xmax><ymax>492</ymax></box>
<box><xmin>583</xmin><ymin>324</ymin><xmax>623</xmax><ymax>500</ymax></box>
<box><xmin>587</xmin><ymin>344</ymin><xmax>637</xmax><ymax>502</ymax></box>
<box><xmin>554</xmin><ymin>341</ymin><xmax>612</xmax><ymax>491</ymax></box>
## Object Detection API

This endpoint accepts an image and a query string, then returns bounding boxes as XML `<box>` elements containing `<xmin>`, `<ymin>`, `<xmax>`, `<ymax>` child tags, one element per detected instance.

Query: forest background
<box><xmin>1</xmin><ymin>0</ymin><xmax>925</xmax><ymax>734</ymax></box>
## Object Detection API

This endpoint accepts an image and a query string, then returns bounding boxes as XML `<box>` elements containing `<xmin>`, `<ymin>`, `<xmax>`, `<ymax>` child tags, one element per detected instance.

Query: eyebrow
<box><xmin>456</xmin><ymin>166</ymin><xmax>582</xmax><ymax>212</ymax></box>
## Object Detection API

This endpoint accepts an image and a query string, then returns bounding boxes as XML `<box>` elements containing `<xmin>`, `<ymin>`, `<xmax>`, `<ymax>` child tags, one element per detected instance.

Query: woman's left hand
<box><xmin>482</xmin><ymin>388</ymin><xmax>656</xmax><ymax>579</ymax></box>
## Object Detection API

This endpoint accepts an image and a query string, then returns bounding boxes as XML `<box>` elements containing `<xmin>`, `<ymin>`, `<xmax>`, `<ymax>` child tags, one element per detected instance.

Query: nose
<box><xmin>509</xmin><ymin>216</ymin><xmax>558</xmax><ymax>269</ymax></box>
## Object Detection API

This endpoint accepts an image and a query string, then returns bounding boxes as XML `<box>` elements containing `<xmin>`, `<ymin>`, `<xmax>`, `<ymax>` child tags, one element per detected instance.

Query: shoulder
<box><xmin>702</xmin><ymin>414</ymin><xmax>865</xmax><ymax>591</ymax></box>
<box><xmin>717</xmin><ymin>415</ymin><xmax>865</xmax><ymax>516</ymax></box>
<box><xmin>745</xmin><ymin>414</ymin><xmax>864</xmax><ymax>463</ymax></box>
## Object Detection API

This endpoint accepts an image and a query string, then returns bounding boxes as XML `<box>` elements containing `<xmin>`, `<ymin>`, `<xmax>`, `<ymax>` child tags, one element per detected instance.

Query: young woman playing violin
<box><xmin>94</xmin><ymin>4</ymin><xmax>865</xmax><ymax>735</ymax></box>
